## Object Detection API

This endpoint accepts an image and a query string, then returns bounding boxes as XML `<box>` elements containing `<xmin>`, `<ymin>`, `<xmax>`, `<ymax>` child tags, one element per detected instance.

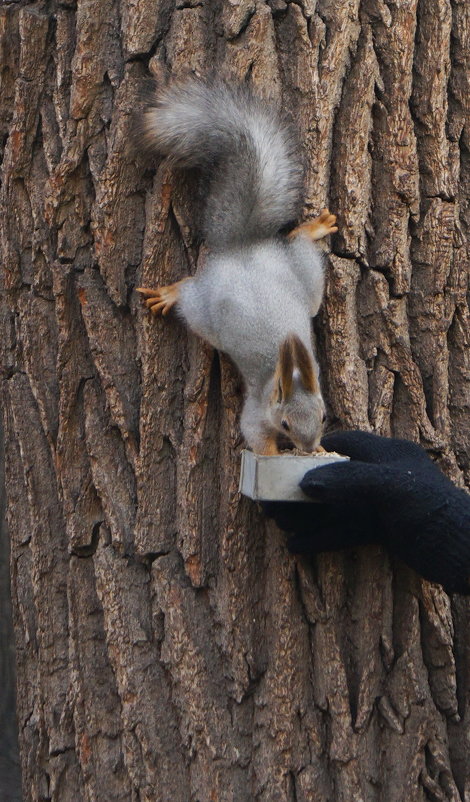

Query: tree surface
<box><xmin>1</xmin><ymin>0</ymin><xmax>469</xmax><ymax>800</ymax></box>
<box><xmin>0</xmin><ymin>418</ymin><xmax>22</xmax><ymax>801</ymax></box>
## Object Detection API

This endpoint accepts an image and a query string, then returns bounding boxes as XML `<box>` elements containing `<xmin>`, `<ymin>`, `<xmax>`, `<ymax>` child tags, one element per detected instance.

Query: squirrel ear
<box><xmin>276</xmin><ymin>336</ymin><xmax>294</xmax><ymax>401</ymax></box>
<box><xmin>291</xmin><ymin>335</ymin><xmax>319</xmax><ymax>393</ymax></box>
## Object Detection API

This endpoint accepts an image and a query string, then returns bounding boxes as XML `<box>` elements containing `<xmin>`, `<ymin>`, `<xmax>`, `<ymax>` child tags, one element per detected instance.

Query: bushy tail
<box><xmin>141</xmin><ymin>79</ymin><xmax>304</xmax><ymax>248</ymax></box>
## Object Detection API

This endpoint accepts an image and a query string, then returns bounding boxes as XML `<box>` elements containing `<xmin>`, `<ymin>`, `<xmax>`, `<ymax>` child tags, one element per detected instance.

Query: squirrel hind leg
<box><xmin>287</xmin><ymin>208</ymin><xmax>337</xmax><ymax>242</ymax></box>
<box><xmin>136</xmin><ymin>278</ymin><xmax>190</xmax><ymax>316</ymax></box>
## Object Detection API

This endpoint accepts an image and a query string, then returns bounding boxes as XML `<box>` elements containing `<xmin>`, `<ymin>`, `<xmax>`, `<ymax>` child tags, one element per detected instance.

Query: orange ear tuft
<box><xmin>275</xmin><ymin>336</ymin><xmax>295</xmax><ymax>401</ymax></box>
<box><xmin>291</xmin><ymin>335</ymin><xmax>319</xmax><ymax>393</ymax></box>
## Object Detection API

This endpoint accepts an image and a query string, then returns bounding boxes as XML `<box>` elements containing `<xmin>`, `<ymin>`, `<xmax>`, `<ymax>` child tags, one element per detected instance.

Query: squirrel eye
<box><xmin>281</xmin><ymin>419</ymin><xmax>290</xmax><ymax>432</ymax></box>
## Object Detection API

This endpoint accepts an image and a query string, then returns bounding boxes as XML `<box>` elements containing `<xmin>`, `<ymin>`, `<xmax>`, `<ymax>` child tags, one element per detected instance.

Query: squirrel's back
<box><xmin>140</xmin><ymin>79</ymin><xmax>304</xmax><ymax>249</ymax></box>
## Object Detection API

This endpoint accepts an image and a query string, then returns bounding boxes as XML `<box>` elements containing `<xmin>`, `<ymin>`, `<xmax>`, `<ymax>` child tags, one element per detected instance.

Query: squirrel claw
<box><xmin>288</xmin><ymin>209</ymin><xmax>337</xmax><ymax>241</ymax></box>
<box><xmin>317</xmin><ymin>208</ymin><xmax>338</xmax><ymax>236</ymax></box>
<box><xmin>137</xmin><ymin>282</ymin><xmax>185</xmax><ymax>316</ymax></box>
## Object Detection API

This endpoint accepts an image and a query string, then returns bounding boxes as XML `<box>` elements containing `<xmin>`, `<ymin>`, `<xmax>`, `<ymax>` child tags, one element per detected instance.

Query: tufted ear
<box><xmin>291</xmin><ymin>335</ymin><xmax>319</xmax><ymax>393</ymax></box>
<box><xmin>274</xmin><ymin>336</ymin><xmax>295</xmax><ymax>402</ymax></box>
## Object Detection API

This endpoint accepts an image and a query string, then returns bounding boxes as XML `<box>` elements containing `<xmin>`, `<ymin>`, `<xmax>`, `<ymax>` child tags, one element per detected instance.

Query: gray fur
<box><xmin>142</xmin><ymin>80</ymin><xmax>326</xmax><ymax>453</ymax></box>
<box><xmin>142</xmin><ymin>79</ymin><xmax>304</xmax><ymax>248</ymax></box>
<box><xmin>178</xmin><ymin>237</ymin><xmax>325</xmax><ymax>452</ymax></box>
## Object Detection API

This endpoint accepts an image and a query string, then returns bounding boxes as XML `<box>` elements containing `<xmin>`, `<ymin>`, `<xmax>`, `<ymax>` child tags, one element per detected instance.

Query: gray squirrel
<box><xmin>137</xmin><ymin>79</ymin><xmax>337</xmax><ymax>455</ymax></box>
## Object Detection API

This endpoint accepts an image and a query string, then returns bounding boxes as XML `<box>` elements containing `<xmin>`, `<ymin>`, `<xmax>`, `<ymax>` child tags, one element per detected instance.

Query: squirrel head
<box><xmin>268</xmin><ymin>334</ymin><xmax>325</xmax><ymax>452</ymax></box>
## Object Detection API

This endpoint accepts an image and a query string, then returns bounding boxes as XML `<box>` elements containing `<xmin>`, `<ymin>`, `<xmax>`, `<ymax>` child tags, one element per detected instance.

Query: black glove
<box><xmin>263</xmin><ymin>430</ymin><xmax>470</xmax><ymax>595</ymax></box>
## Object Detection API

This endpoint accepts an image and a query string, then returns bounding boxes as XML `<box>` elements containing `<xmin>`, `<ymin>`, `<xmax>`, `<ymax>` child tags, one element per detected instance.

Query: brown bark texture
<box><xmin>1</xmin><ymin>0</ymin><xmax>470</xmax><ymax>800</ymax></box>
<box><xmin>0</xmin><ymin>416</ymin><xmax>22</xmax><ymax>801</ymax></box>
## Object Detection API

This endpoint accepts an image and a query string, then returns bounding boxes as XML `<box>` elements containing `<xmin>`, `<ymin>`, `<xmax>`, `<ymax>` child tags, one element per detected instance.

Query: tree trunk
<box><xmin>1</xmin><ymin>0</ymin><xmax>469</xmax><ymax>800</ymax></box>
<box><xmin>0</xmin><ymin>417</ymin><xmax>22</xmax><ymax>801</ymax></box>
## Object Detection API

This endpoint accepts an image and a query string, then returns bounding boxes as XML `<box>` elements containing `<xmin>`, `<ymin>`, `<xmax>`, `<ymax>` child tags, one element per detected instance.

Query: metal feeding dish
<box><xmin>239</xmin><ymin>449</ymin><xmax>349</xmax><ymax>502</ymax></box>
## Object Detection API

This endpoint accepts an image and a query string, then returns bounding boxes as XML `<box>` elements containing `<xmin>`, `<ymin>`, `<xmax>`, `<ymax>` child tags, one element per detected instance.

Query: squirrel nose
<box><xmin>303</xmin><ymin>438</ymin><xmax>317</xmax><ymax>453</ymax></box>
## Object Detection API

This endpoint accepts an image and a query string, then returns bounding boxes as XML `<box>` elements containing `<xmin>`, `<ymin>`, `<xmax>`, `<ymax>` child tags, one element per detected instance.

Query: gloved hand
<box><xmin>263</xmin><ymin>430</ymin><xmax>470</xmax><ymax>595</ymax></box>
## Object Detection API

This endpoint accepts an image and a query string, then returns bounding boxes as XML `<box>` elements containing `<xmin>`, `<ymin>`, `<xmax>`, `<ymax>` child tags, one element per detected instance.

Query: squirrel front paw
<box><xmin>287</xmin><ymin>209</ymin><xmax>337</xmax><ymax>242</ymax></box>
<box><xmin>253</xmin><ymin>434</ymin><xmax>280</xmax><ymax>456</ymax></box>
<box><xmin>137</xmin><ymin>279</ymin><xmax>188</xmax><ymax>315</ymax></box>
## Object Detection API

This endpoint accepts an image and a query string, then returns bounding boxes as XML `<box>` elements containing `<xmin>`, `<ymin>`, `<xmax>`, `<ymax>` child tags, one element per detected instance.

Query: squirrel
<box><xmin>137</xmin><ymin>79</ymin><xmax>337</xmax><ymax>455</ymax></box>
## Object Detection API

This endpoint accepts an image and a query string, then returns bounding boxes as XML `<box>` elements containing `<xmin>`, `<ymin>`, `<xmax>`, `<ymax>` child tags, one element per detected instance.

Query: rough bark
<box><xmin>1</xmin><ymin>1</ymin><xmax>469</xmax><ymax>801</ymax></box>
<box><xmin>0</xmin><ymin>417</ymin><xmax>22</xmax><ymax>801</ymax></box>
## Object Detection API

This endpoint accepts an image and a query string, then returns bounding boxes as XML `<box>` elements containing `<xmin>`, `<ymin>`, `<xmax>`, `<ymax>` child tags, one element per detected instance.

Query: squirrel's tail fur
<box><xmin>141</xmin><ymin>79</ymin><xmax>304</xmax><ymax>248</ymax></box>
